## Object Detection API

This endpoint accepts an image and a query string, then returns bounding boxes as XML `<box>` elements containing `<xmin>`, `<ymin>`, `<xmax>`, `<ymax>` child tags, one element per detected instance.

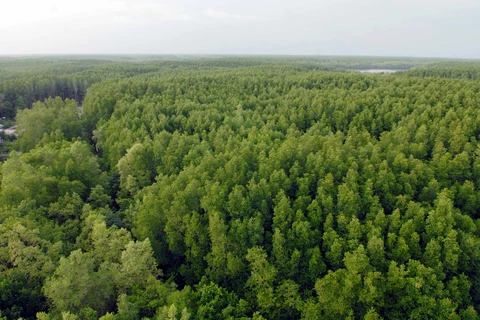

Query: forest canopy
<box><xmin>1</xmin><ymin>55</ymin><xmax>480</xmax><ymax>319</ymax></box>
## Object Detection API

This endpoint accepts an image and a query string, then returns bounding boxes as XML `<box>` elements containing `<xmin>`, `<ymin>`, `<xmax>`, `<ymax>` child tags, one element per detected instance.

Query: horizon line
<box><xmin>0</xmin><ymin>53</ymin><xmax>479</xmax><ymax>61</ymax></box>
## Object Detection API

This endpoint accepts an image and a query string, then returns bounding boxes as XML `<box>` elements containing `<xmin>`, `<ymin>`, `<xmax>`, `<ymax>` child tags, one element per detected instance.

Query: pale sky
<box><xmin>1</xmin><ymin>0</ymin><xmax>479</xmax><ymax>58</ymax></box>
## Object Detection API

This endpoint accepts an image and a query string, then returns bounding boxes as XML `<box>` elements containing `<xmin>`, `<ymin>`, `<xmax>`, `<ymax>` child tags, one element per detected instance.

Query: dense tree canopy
<box><xmin>1</xmin><ymin>56</ymin><xmax>480</xmax><ymax>319</ymax></box>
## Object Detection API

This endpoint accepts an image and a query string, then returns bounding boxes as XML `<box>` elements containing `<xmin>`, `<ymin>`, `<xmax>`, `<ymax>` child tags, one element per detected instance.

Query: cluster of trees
<box><xmin>2</xmin><ymin>55</ymin><xmax>455</xmax><ymax>120</ymax></box>
<box><xmin>2</xmin><ymin>57</ymin><xmax>480</xmax><ymax>319</ymax></box>
<box><xmin>0</xmin><ymin>58</ymin><xmax>169</xmax><ymax>119</ymax></box>
<box><xmin>403</xmin><ymin>64</ymin><xmax>480</xmax><ymax>80</ymax></box>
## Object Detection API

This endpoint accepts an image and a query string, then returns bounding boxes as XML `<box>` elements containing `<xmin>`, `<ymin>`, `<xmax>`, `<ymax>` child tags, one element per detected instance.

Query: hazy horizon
<box><xmin>1</xmin><ymin>53</ymin><xmax>479</xmax><ymax>61</ymax></box>
<box><xmin>1</xmin><ymin>0</ymin><xmax>479</xmax><ymax>59</ymax></box>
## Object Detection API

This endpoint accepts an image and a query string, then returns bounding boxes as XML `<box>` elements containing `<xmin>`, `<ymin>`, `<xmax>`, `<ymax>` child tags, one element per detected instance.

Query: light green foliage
<box><xmin>0</xmin><ymin>222</ymin><xmax>61</xmax><ymax>319</ymax></box>
<box><xmin>156</xmin><ymin>303</ymin><xmax>190</xmax><ymax>320</ymax></box>
<box><xmin>246</xmin><ymin>247</ymin><xmax>277</xmax><ymax>316</ymax></box>
<box><xmin>0</xmin><ymin>140</ymin><xmax>101</xmax><ymax>206</ymax></box>
<box><xmin>16</xmin><ymin>97</ymin><xmax>85</xmax><ymax>152</ymax></box>
<box><xmin>364</xmin><ymin>308</ymin><xmax>383</xmax><ymax>320</ymax></box>
<box><xmin>43</xmin><ymin>209</ymin><xmax>174</xmax><ymax>318</ymax></box>
<box><xmin>0</xmin><ymin>223</ymin><xmax>59</xmax><ymax>279</ymax></box>
<box><xmin>36</xmin><ymin>312</ymin><xmax>51</xmax><ymax>320</ymax></box>
<box><xmin>61</xmin><ymin>311</ymin><xmax>79</xmax><ymax>320</ymax></box>
<box><xmin>43</xmin><ymin>249</ymin><xmax>116</xmax><ymax>314</ymax></box>
<box><xmin>205</xmin><ymin>211</ymin><xmax>230</xmax><ymax>282</ymax></box>
<box><xmin>90</xmin><ymin>217</ymin><xmax>132</xmax><ymax>264</ymax></box>
<box><xmin>116</xmin><ymin>239</ymin><xmax>159</xmax><ymax>292</ymax></box>
<box><xmin>99</xmin><ymin>313</ymin><xmax>117</xmax><ymax>320</ymax></box>
<box><xmin>116</xmin><ymin>142</ymin><xmax>155</xmax><ymax>196</ymax></box>
<box><xmin>116</xmin><ymin>294</ymin><xmax>139</xmax><ymax>320</ymax></box>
